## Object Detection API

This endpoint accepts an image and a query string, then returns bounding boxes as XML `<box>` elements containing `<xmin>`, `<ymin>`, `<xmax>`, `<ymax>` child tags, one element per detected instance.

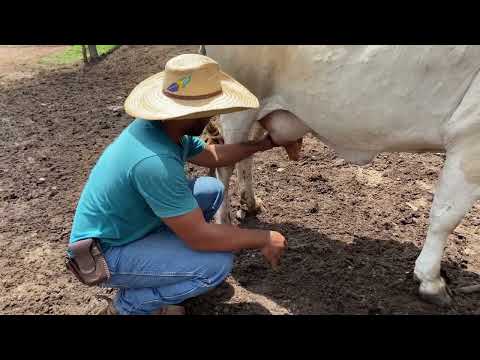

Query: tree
<box><xmin>81</xmin><ymin>45</ymin><xmax>88</xmax><ymax>64</ymax></box>
<box><xmin>80</xmin><ymin>45</ymin><xmax>100</xmax><ymax>64</ymax></box>
<box><xmin>87</xmin><ymin>45</ymin><xmax>99</xmax><ymax>61</ymax></box>
<box><xmin>81</xmin><ymin>45</ymin><xmax>120</xmax><ymax>64</ymax></box>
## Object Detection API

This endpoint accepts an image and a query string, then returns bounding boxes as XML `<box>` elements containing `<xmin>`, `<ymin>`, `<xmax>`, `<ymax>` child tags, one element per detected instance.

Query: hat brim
<box><xmin>124</xmin><ymin>71</ymin><xmax>259</xmax><ymax>121</ymax></box>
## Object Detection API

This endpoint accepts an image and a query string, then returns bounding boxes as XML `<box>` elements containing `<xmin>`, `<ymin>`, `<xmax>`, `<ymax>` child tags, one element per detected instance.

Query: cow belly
<box><xmin>208</xmin><ymin>45</ymin><xmax>480</xmax><ymax>154</ymax></box>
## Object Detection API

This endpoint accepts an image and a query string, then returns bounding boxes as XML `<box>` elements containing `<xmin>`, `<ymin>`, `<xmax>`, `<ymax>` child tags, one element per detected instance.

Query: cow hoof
<box><xmin>418</xmin><ymin>278</ymin><xmax>453</xmax><ymax>307</ymax></box>
<box><xmin>214</xmin><ymin>212</ymin><xmax>231</xmax><ymax>225</ymax></box>
<box><xmin>244</xmin><ymin>196</ymin><xmax>264</xmax><ymax>216</ymax></box>
<box><xmin>253</xmin><ymin>196</ymin><xmax>264</xmax><ymax>214</ymax></box>
<box><xmin>236</xmin><ymin>209</ymin><xmax>246</xmax><ymax>220</ymax></box>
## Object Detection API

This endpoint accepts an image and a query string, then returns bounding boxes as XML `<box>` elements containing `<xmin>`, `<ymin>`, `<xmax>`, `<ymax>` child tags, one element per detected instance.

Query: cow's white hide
<box><xmin>204</xmin><ymin>45</ymin><xmax>480</xmax><ymax>306</ymax></box>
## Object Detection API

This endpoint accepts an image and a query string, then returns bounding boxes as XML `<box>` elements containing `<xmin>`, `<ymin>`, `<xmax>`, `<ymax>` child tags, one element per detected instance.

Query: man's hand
<box><xmin>261</xmin><ymin>231</ymin><xmax>288</xmax><ymax>269</ymax></box>
<box><xmin>189</xmin><ymin>130</ymin><xmax>302</xmax><ymax>168</ymax></box>
<box><xmin>254</xmin><ymin>134</ymin><xmax>277</xmax><ymax>152</ymax></box>
<box><xmin>255</xmin><ymin>134</ymin><xmax>303</xmax><ymax>161</ymax></box>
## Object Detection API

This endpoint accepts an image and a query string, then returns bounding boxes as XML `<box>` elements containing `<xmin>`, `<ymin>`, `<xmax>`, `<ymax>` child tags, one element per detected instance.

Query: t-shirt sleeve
<box><xmin>185</xmin><ymin>136</ymin><xmax>207</xmax><ymax>159</ymax></box>
<box><xmin>131</xmin><ymin>156</ymin><xmax>199</xmax><ymax>219</ymax></box>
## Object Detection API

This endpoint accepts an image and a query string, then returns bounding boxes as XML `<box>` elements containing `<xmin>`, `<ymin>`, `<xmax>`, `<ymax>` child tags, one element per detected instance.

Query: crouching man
<box><xmin>67</xmin><ymin>54</ymin><xmax>287</xmax><ymax>315</ymax></box>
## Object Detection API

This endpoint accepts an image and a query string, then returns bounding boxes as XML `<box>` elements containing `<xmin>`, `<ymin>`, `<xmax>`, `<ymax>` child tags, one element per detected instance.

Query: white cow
<box><xmin>202</xmin><ymin>45</ymin><xmax>480</xmax><ymax>307</ymax></box>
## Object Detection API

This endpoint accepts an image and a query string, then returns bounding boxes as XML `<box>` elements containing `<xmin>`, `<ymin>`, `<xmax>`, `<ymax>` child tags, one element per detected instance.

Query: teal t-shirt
<box><xmin>69</xmin><ymin>119</ymin><xmax>207</xmax><ymax>248</ymax></box>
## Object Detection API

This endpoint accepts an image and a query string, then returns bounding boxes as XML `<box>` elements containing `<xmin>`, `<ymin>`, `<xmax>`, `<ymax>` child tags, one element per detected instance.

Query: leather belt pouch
<box><xmin>66</xmin><ymin>239</ymin><xmax>111</xmax><ymax>286</ymax></box>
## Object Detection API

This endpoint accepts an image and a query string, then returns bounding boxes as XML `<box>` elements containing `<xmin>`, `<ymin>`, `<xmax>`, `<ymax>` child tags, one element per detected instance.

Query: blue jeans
<box><xmin>101</xmin><ymin>177</ymin><xmax>233</xmax><ymax>315</ymax></box>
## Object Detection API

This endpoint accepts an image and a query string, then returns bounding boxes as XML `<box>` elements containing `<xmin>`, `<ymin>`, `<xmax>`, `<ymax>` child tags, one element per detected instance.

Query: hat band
<box><xmin>163</xmin><ymin>89</ymin><xmax>223</xmax><ymax>100</ymax></box>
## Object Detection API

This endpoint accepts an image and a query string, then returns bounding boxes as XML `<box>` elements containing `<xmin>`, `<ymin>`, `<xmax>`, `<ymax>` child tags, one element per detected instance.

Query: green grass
<box><xmin>39</xmin><ymin>45</ymin><xmax>119</xmax><ymax>65</ymax></box>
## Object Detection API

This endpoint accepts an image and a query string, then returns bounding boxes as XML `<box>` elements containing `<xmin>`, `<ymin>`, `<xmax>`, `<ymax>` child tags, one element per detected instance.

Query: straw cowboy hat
<box><xmin>124</xmin><ymin>53</ymin><xmax>259</xmax><ymax>121</ymax></box>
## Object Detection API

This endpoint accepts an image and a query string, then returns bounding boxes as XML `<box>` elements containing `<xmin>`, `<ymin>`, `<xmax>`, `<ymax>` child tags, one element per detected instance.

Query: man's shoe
<box><xmin>95</xmin><ymin>295</ymin><xmax>185</xmax><ymax>315</ymax></box>
<box><xmin>96</xmin><ymin>295</ymin><xmax>119</xmax><ymax>315</ymax></box>
<box><xmin>151</xmin><ymin>305</ymin><xmax>186</xmax><ymax>315</ymax></box>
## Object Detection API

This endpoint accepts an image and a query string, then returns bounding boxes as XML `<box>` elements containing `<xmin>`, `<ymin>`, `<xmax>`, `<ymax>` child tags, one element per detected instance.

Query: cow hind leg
<box><xmin>414</xmin><ymin>149</ymin><xmax>480</xmax><ymax>306</ymax></box>
<box><xmin>213</xmin><ymin>111</ymin><xmax>257</xmax><ymax>224</ymax></box>
<box><xmin>214</xmin><ymin>166</ymin><xmax>235</xmax><ymax>224</ymax></box>
<box><xmin>237</xmin><ymin>121</ymin><xmax>266</xmax><ymax>218</ymax></box>
<box><xmin>237</xmin><ymin>157</ymin><xmax>262</xmax><ymax>218</ymax></box>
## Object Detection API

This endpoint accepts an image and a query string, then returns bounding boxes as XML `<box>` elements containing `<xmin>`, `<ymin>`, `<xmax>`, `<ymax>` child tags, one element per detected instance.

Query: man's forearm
<box><xmin>209</xmin><ymin>141</ymin><xmax>269</xmax><ymax>167</ymax></box>
<box><xmin>189</xmin><ymin>223</ymin><xmax>270</xmax><ymax>252</ymax></box>
<box><xmin>161</xmin><ymin>208</ymin><xmax>287</xmax><ymax>267</ymax></box>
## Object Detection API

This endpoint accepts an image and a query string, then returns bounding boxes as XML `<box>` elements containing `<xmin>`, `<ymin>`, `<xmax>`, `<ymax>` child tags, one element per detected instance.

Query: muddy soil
<box><xmin>1</xmin><ymin>45</ymin><xmax>479</xmax><ymax>315</ymax></box>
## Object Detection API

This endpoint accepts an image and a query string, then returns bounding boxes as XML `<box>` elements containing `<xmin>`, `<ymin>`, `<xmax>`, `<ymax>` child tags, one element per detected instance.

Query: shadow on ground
<box><xmin>188</xmin><ymin>217</ymin><xmax>480</xmax><ymax>315</ymax></box>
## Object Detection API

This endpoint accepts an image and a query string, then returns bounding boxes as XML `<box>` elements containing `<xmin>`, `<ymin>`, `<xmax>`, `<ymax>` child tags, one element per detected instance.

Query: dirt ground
<box><xmin>1</xmin><ymin>45</ymin><xmax>479</xmax><ymax>315</ymax></box>
<box><xmin>0</xmin><ymin>45</ymin><xmax>68</xmax><ymax>84</ymax></box>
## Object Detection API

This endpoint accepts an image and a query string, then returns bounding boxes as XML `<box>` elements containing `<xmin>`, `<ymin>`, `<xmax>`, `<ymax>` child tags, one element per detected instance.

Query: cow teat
<box><xmin>282</xmin><ymin>138</ymin><xmax>303</xmax><ymax>161</ymax></box>
<box><xmin>258</xmin><ymin>110</ymin><xmax>310</xmax><ymax>161</ymax></box>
